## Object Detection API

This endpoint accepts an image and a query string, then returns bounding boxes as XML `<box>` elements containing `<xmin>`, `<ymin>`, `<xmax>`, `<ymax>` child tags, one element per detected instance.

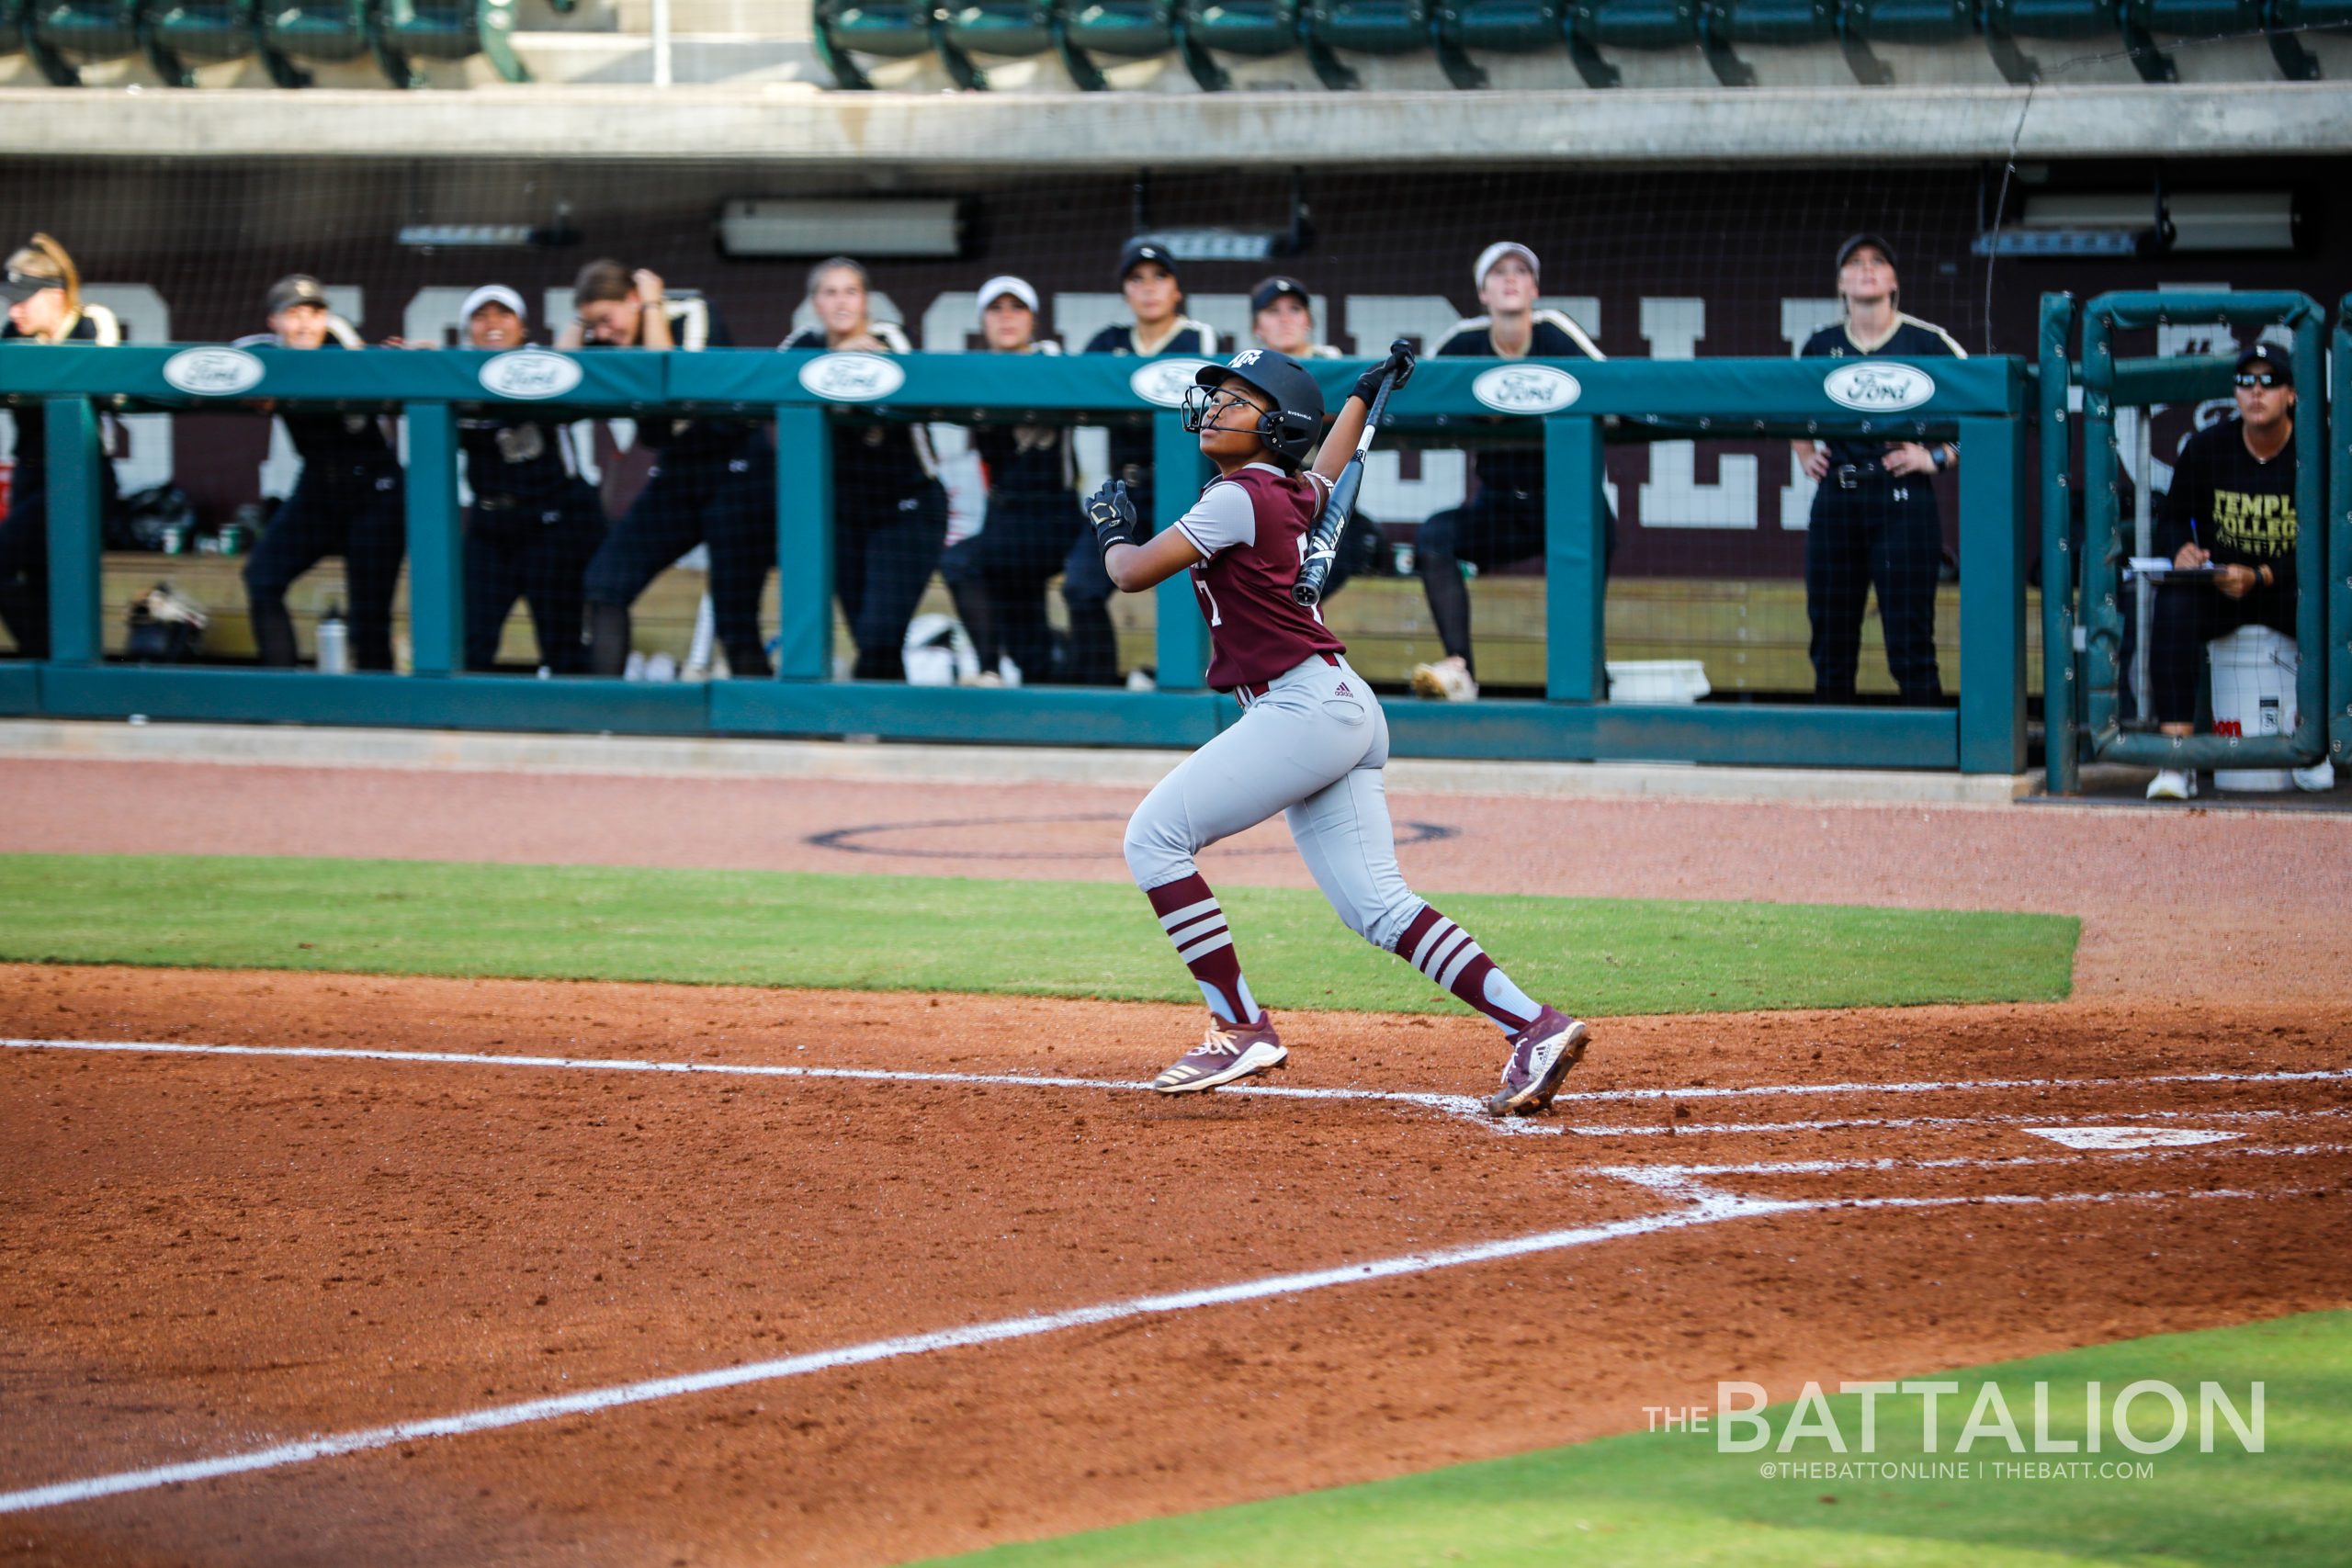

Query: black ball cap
<box><xmin>2235</xmin><ymin>343</ymin><xmax>2292</xmax><ymax>386</ymax></box>
<box><xmin>266</xmin><ymin>273</ymin><xmax>331</xmax><ymax>315</ymax></box>
<box><xmin>1119</xmin><ymin>239</ymin><xmax>1180</xmax><ymax>284</ymax></box>
<box><xmin>1836</xmin><ymin>232</ymin><xmax>1897</xmax><ymax>272</ymax></box>
<box><xmin>1250</xmin><ymin>276</ymin><xmax>1311</xmax><ymax>314</ymax></box>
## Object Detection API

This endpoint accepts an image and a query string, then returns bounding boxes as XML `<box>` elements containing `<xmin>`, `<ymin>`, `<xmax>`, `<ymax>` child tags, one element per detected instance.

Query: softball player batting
<box><xmin>1088</xmin><ymin>344</ymin><xmax>1589</xmax><ymax>1115</ymax></box>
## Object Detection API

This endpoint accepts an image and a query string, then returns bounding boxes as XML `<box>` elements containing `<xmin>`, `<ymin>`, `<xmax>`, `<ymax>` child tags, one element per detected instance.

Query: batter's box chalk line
<box><xmin>6</xmin><ymin>1037</ymin><xmax>2350</xmax><ymax>1142</ymax></box>
<box><xmin>0</xmin><ymin>1174</ymin><xmax>2311</xmax><ymax>1521</ymax></box>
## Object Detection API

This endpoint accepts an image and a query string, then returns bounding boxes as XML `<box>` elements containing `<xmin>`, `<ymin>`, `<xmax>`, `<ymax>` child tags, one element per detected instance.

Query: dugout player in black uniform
<box><xmin>1250</xmin><ymin>274</ymin><xmax>1381</xmax><ymax>602</ymax></box>
<box><xmin>453</xmin><ymin>286</ymin><xmax>604</xmax><ymax>673</ymax></box>
<box><xmin>1411</xmin><ymin>242</ymin><xmax>1608</xmax><ymax>702</ymax></box>
<box><xmin>783</xmin><ymin>256</ymin><xmax>946</xmax><ymax>682</ymax></box>
<box><xmin>1072</xmin><ymin>240</ymin><xmax>1217</xmax><ymax>685</ymax></box>
<box><xmin>2143</xmin><ymin>343</ymin><xmax>2331</xmax><ymax>798</ymax></box>
<box><xmin>237</xmin><ymin>275</ymin><xmax>405</xmax><ymax>671</ymax></box>
<box><xmin>563</xmin><ymin>259</ymin><xmax>775</xmax><ymax>679</ymax></box>
<box><xmin>1792</xmin><ymin>234</ymin><xmax>1963</xmax><ymax>706</ymax></box>
<box><xmin>0</xmin><ymin>233</ymin><xmax>123</xmax><ymax>660</ymax></box>
<box><xmin>939</xmin><ymin>276</ymin><xmax>1080</xmax><ymax>685</ymax></box>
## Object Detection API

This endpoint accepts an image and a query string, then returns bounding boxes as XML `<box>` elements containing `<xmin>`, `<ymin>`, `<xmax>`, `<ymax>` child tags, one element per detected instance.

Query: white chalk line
<box><xmin>6</xmin><ymin>1038</ymin><xmax>2347</xmax><ymax>1143</ymax></box>
<box><xmin>1566</xmin><ymin>1106</ymin><xmax>2351</xmax><ymax>1139</ymax></box>
<box><xmin>1621</xmin><ymin>1141</ymin><xmax>2351</xmax><ymax>1179</ymax></box>
<box><xmin>0</xmin><ymin>1178</ymin><xmax>2299</xmax><ymax>1519</ymax></box>
<box><xmin>0</xmin><ymin>1190</ymin><xmax>1781</xmax><ymax>1516</ymax></box>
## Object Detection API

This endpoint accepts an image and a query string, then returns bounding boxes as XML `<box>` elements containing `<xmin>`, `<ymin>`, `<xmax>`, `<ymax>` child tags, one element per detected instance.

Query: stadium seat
<box><xmin>260</xmin><ymin>0</ymin><xmax>373</xmax><ymax>69</ymax></box>
<box><xmin>1051</xmin><ymin>0</ymin><xmax>1176</xmax><ymax>90</ymax></box>
<box><xmin>1299</xmin><ymin>0</ymin><xmax>1431</xmax><ymax>88</ymax></box>
<box><xmin>935</xmin><ymin>0</ymin><xmax>1055</xmax><ymax>88</ymax></box>
<box><xmin>1978</xmin><ymin>0</ymin><xmax>2154</xmax><ymax>84</ymax></box>
<box><xmin>811</xmin><ymin>0</ymin><xmax>943</xmax><ymax>90</ymax></box>
<box><xmin>1837</xmin><ymin>0</ymin><xmax>1976</xmax><ymax>81</ymax></box>
<box><xmin>1696</xmin><ymin>0</ymin><xmax>1837</xmax><ymax>84</ymax></box>
<box><xmin>2115</xmin><ymin>0</ymin><xmax>2267</xmax><ymax>79</ymax></box>
<box><xmin>1170</xmin><ymin>0</ymin><xmax>1303</xmax><ymax>90</ymax></box>
<box><xmin>1566</xmin><ymin>0</ymin><xmax>1702</xmax><ymax>85</ymax></box>
<box><xmin>373</xmin><ymin>0</ymin><xmax>536</xmax><ymax>86</ymax></box>
<box><xmin>141</xmin><ymin>1</ymin><xmax>312</xmax><ymax>87</ymax></box>
<box><xmin>1430</xmin><ymin>0</ymin><xmax>1569</xmax><ymax>88</ymax></box>
<box><xmin>2265</xmin><ymin>0</ymin><xmax>2333</xmax><ymax>77</ymax></box>
<box><xmin>20</xmin><ymin>2</ymin><xmax>136</xmax><ymax>85</ymax></box>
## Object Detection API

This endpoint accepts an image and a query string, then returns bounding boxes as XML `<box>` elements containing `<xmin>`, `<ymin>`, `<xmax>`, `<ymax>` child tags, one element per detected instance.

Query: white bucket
<box><xmin>2209</xmin><ymin>624</ymin><xmax>2296</xmax><ymax>792</ymax></box>
<box><xmin>1607</xmin><ymin>660</ymin><xmax>1712</xmax><ymax>705</ymax></box>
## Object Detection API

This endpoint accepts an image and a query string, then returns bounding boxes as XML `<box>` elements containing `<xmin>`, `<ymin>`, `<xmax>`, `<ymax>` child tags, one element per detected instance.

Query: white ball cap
<box><xmin>460</xmin><ymin>283</ymin><xmax>529</xmax><ymax>326</ymax></box>
<box><xmin>974</xmin><ymin>275</ymin><xmax>1039</xmax><ymax>326</ymax></box>
<box><xmin>1472</xmin><ymin>241</ymin><xmax>1540</xmax><ymax>289</ymax></box>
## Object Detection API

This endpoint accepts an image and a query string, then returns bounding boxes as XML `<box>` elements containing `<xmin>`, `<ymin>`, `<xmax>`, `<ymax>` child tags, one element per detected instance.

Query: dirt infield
<box><xmin>5</xmin><ymin>964</ymin><xmax>2348</xmax><ymax>1566</ymax></box>
<box><xmin>2</xmin><ymin>755</ymin><xmax>2348</xmax><ymax>1565</ymax></box>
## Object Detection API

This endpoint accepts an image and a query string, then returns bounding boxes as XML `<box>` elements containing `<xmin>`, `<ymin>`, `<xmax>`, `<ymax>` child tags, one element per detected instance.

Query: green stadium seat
<box><xmin>261</xmin><ymin>0</ymin><xmax>372</xmax><ymax>67</ymax></box>
<box><xmin>811</xmin><ymin>0</ymin><xmax>942</xmax><ymax>90</ymax></box>
<box><xmin>1565</xmin><ymin>0</ymin><xmax>1702</xmax><ymax>85</ymax></box>
<box><xmin>1430</xmin><ymin>0</ymin><xmax>1569</xmax><ymax>88</ymax></box>
<box><xmin>2265</xmin><ymin>0</ymin><xmax>2334</xmax><ymax>77</ymax></box>
<box><xmin>142</xmin><ymin>1</ymin><xmax>313</xmax><ymax>87</ymax></box>
<box><xmin>1298</xmin><ymin>0</ymin><xmax>1429</xmax><ymax>86</ymax></box>
<box><xmin>22</xmin><ymin>2</ymin><xmax>138</xmax><ymax>85</ymax></box>
<box><xmin>1696</xmin><ymin>0</ymin><xmax>1836</xmax><ymax>84</ymax></box>
<box><xmin>2116</xmin><ymin>0</ymin><xmax>2267</xmax><ymax>79</ymax></box>
<box><xmin>1170</xmin><ymin>0</ymin><xmax>1302</xmax><ymax>89</ymax></box>
<box><xmin>1836</xmin><ymin>0</ymin><xmax>1975</xmax><ymax>81</ymax></box>
<box><xmin>373</xmin><ymin>0</ymin><xmax>536</xmax><ymax>86</ymax></box>
<box><xmin>935</xmin><ymin>0</ymin><xmax>1054</xmax><ymax>87</ymax></box>
<box><xmin>1978</xmin><ymin>0</ymin><xmax>2154</xmax><ymax>84</ymax></box>
<box><xmin>1051</xmin><ymin>0</ymin><xmax>1175</xmax><ymax>89</ymax></box>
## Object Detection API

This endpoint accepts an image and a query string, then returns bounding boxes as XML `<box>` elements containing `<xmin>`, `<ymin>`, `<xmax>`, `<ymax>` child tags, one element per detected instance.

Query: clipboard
<box><xmin>2125</xmin><ymin>558</ymin><xmax>2223</xmax><ymax>583</ymax></box>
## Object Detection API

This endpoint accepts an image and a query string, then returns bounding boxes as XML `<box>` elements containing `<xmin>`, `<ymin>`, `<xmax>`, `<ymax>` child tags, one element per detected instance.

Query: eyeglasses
<box><xmin>2234</xmin><ymin>371</ymin><xmax>2283</xmax><ymax>389</ymax></box>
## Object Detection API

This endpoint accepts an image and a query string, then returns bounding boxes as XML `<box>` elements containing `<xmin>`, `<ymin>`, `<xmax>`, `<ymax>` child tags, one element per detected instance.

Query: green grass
<box><xmin>922</xmin><ymin>1311</ymin><xmax>2351</xmax><ymax>1567</ymax></box>
<box><xmin>0</xmin><ymin>852</ymin><xmax>2075</xmax><ymax>1017</ymax></box>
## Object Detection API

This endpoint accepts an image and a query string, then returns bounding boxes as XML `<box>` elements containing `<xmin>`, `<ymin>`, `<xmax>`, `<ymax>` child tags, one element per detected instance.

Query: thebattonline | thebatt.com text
<box><xmin>1640</xmin><ymin>1381</ymin><xmax>2263</xmax><ymax>1456</ymax></box>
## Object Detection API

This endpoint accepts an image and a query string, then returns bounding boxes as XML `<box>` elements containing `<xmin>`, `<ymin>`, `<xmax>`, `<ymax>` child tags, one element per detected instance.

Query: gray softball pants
<box><xmin>1122</xmin><ymin>652</ymin><xmax>1428</xmax><ymax>954</ymax></box>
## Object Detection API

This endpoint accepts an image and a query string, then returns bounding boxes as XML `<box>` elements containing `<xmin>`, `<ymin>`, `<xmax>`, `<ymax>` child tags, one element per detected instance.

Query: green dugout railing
<box><xmin>2037</xmin><ymin>289</ymin><xmax>2341</xmax><ymax>794</ymax></box>
<box><xmin>0</xmin><ymin>342</ymin><xmax>2032</xmax><ymax>772</ymax></box>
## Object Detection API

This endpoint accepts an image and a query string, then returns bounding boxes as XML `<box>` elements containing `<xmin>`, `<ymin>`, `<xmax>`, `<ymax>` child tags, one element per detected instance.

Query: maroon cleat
<box><xmin>1484</xmin><ymin>1007</ymin><xmax>1589</xmax><ymax>1117</ymax></box>
<box><xmin>1151</xmin><ymin>1014</ymin><xmax>1286</xmax><ymax>1095</ymax></box>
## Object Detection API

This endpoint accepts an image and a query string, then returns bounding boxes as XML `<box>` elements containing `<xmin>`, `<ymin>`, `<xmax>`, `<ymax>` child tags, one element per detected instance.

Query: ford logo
<box><xmin>1823</xmin><ymin>362</ymin><xmax>1937</xmax><ymax>412</ymax></box>
<box><xmin>797</xmin><ymin>352</ymin><xmax>905</xmax><ymax>403</ymax></box>
<box><xmin>1130</xmin><ymin>359</ymin><xmax>1212</xmax><ymax>409</ymax></box>
<box><xmin>478</xmin><ymin>349</ymin><xmax>583</xmax><ymax>401</ymax></box>
<box><xmin>161</xmin><ymin>346</ymin><xmax>266</xmax><ymax>397</ymax></box>
<box><xmin>1471</xmin><ymin>365</ymin><xmax>1581</xmax><ymax>414</ymax></box>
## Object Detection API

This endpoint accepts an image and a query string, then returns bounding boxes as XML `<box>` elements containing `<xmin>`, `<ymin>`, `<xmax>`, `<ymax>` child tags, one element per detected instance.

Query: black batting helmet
<box><xmin>1183</xmin><ymin>348</ymin><xmax>1324</xmax><ymax>468</ymax></box>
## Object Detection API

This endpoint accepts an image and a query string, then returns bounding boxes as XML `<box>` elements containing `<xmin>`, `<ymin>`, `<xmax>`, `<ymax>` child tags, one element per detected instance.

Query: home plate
<box><xmin>2025</xmin><ymin>1126</ymin><xmax>2243</xmax><ymax>1151</ymax></box>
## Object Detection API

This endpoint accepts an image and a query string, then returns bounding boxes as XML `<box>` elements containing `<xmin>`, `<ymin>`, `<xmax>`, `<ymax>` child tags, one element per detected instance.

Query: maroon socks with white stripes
<box><xmin>1394</xmin><ymin>904</ymin><xmax>1542</xmax><ymax>1032</ymax></box>
<box><xmin>1148</xmin><ymin>874</ymin><xmax>1261</xmax><ymax>1026</ymax></box>
<box><xmin>1146</xmin><ymin>882</ymin><xmax>1537</xmax><ymax>1035</ymax></box>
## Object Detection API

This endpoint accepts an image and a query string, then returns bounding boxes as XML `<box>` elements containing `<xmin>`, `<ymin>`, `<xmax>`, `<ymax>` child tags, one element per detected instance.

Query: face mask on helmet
<box><xmin>1180</xmin><ymin>381</ymin><xmax>1318</xmax><ymax>468</ymax></box>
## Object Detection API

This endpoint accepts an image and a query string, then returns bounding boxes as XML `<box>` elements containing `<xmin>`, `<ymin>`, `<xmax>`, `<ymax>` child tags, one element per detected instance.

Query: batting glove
<box><xmin>1087</xmin><ymin>479</ymin><xmax>1136</xmax><ymax>557</ymax></box>
<box><xmin>1351</xmin><ymin>340</ymin><xmax>1417</xmax><ymax>407</ymax></box>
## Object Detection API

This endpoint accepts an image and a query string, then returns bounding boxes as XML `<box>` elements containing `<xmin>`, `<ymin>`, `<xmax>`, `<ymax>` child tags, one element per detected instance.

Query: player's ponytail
<box><xmin>6</xmin><ymin>232</ymin><xmax>81</xmax><ymax>331</ymax></box>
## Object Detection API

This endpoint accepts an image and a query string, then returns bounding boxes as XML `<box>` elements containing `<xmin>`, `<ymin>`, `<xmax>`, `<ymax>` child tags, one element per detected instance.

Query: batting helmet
<box><xmin>1183</xmin><ymin>348</ymin><xmax>1324</xmax><ymax>468</ymax></box>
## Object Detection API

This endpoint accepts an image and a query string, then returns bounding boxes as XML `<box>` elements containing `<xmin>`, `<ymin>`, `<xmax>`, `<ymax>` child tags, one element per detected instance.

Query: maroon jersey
<box><xmin>1172</xmin><ymin>463</ymin><xmax>1347</xmax><ymax>692</ymax></box>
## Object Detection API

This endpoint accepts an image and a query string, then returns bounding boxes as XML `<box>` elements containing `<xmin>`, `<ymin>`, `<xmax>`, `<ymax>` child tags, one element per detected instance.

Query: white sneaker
<box><xmin>1410</xmin><ymin>656</ymin><xmax>1479</xmax><ymax>702</ymax></box>
<box><xmin>2145</xmin><ymin>769</ymin><xmax>2196</xmax><ymax>801</ymax></box>
<box><xmin>2292</xmin><ymin>758</ymin><xmax>2336</xmax><ymax>793</ymax></box>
